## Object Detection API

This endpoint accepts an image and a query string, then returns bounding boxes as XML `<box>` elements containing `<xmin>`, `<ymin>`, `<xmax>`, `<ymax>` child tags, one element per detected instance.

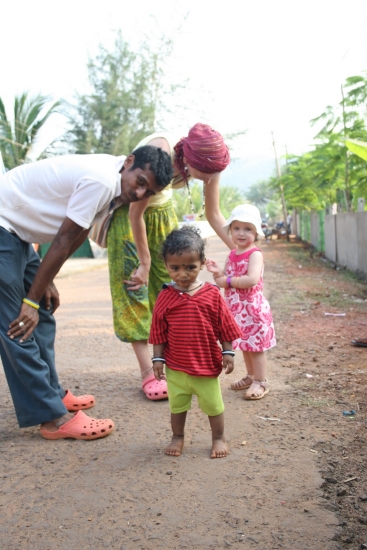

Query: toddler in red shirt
<box><xmin>149</xmin><ymin>226</ymin><xmax>240</xmax><ymax>458</ymax></box>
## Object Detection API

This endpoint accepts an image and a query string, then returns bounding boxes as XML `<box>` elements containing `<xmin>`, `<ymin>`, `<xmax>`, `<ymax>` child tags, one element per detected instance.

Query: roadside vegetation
<box><xmin>1</xmin><ymin>34</ymin><xmax>366</xmax><ymax>224</ymax></box>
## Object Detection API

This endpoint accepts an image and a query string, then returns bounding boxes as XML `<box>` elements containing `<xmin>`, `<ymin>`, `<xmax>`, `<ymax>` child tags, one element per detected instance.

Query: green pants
<box><xmin>166</xmin><ymin>367</ymin><xmax>225</xmax><ymax>416</ymax></box>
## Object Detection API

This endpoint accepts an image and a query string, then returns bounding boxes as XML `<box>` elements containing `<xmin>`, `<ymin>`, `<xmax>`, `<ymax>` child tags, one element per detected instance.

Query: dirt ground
<box><xmin>0</xmin><ymin>235</ymin><xmax>367</xmax><ymax>550</ymax></box>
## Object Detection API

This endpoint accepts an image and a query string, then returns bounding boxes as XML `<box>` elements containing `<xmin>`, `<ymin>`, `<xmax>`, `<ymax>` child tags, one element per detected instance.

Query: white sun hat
<box><xmin>223</xmin><ymin>204</ymin><xmax>264</xmax><ymax>237</ymax></box>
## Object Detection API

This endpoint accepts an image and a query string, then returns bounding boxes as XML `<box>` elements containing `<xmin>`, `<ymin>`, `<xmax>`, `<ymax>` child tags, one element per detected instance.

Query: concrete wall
<box><xmin>356</xmin><ymin>212</ymin><xmax>367</xmax><ymax>274</ymax></box>
<box><xmin>310</xmin><ymin>211</ymin><xmax>321</xmax><ymax>249</ymax></box>
<box><xmin>324</xmin><ymin>214</ymin><xmax>336</xmax><ymax>262</ymax></box>
<box><xmin>336</xmin><ymin>213</ymin><xmax>359</xmax><ymax>270</ymax></box>
<box><xmin>323</xmin><ymin>212</ymin><xmax>367</xmax><ymax>276</ymax></box>
<box><xmin>296</xmin><ymin>211</ymin><xmax>367</xmax><ymax>276</ymax></box>
<box><xmin>292</xmin><ymin>211</ymin><xmax>299</xmax><ymax>236</ymax></box>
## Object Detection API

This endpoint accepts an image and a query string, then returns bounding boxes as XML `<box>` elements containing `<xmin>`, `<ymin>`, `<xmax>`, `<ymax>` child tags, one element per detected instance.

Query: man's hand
<box><xmin>44</xmin><ymin>281</ymin><xmax>60</xmax><ymax>312</ymax></box>
<box><xmin>8</xmin><ymin>303</ymin><xmax>39</xmax><ymax>343</ymax></box>
<box><xmin>8</xmin><ymin>218</ymin><xmax>87</xmax><ymax>342</ymax></box>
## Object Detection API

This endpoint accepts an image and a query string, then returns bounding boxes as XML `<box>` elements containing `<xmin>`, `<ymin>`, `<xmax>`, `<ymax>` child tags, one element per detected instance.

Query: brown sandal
<box><xmin>231</xmin><ymin>375</ymin><xmax>253</xmax><ymax>391</ymax></box>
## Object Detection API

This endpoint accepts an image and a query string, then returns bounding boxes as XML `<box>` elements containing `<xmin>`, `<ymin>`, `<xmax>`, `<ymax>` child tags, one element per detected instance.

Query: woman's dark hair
<box><xmin>161</xmin><ymin>225</ymin><xmax>206</xmax><ymax>262</ymax></box>
<box><xmin>130</xmin><ymin>145</ymin><xmax>173</xmax><ymax>189</ymax></box>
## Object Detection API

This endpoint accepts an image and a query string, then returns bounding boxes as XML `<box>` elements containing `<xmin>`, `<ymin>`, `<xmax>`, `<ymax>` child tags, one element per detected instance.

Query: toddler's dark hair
<box><xmin>161</xmin><ymin>226</ymin><xmax>206</xmax><ymax>262</ymax></box>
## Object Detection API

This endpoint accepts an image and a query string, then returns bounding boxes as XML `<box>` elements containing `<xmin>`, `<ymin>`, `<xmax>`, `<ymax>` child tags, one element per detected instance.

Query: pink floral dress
<box><xmin>224</xmin><ymin>247</ymin><xmax>276</xmax><ymax>352</ymax></box>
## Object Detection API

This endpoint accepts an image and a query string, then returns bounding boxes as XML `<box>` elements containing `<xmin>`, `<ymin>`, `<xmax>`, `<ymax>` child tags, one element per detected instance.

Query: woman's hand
<box><xmin>124</xmin><ymin>265</ymin><xmax>149</xmax><ymax>290</ymax></box>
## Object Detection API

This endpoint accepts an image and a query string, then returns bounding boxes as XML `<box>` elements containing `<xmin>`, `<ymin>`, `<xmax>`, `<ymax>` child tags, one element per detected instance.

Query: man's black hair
<box><xmin>161</xmin><ymin>225</ymin><xmax>206</xmax><ymax>262</ymax></box>
<box><xmin>130</xmin><ymin>145</ymin><xmax>173</xmax><ymax>189</ymax></box>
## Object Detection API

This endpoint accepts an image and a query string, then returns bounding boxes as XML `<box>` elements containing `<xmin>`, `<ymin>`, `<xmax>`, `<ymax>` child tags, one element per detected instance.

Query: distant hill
<box><xmin>220</xmin><ymin>157</ymin><xmax>277</xmax><ymax>192</ymax></box>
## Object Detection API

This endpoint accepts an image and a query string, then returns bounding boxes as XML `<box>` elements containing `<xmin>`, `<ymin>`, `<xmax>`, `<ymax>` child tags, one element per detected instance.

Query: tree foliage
<box><xmin>66</xmin><ymin>32</ymin><xmax>180</xmax><ymax>155</ymax></box>
<box><xmin>173</xmin><ymin>182</ymin><xmax>246</xmax><ymax>222</ymax></box>
<box><xmin>0</xmin><ymin>92</ymin><xmax>60</xmax><ymax>169</ymax></box>
<box><xmin>245</xmin><ymin>179</ymin><xmax>282</xmax><ymax>224</ymax></box>
<box><xmin>259</xmin><ymin>72</ymin><xmax>367</xmax><ymax>213</ymax></box>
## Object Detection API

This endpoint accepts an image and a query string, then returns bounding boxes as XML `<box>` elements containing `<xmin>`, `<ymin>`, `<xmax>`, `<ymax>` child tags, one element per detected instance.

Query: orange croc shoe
<box><xmin>40</xmin><ymin>411</ymin><xmax>114</xmax><ymax>440</ymax></box>
<box><xmin>62</xmin><ymin>389</ymin><xmax>95</xmax><ymax>411</ymax></box>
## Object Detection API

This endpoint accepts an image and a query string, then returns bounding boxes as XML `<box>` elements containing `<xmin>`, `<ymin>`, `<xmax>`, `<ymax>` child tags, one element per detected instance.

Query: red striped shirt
<box><xmin>149</xmin><ymin>282</ymin><xmax>241</xmax><ymax>377</ymax></box>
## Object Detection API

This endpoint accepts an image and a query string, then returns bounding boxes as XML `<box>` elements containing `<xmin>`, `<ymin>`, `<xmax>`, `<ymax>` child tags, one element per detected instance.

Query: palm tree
<box><xmin>0</xmin><ymin>92</ymin><xmax>61</xmax><ymax>170</ymax></box>
<box><xmin>0</xmin><ymin>93</ymin><xmax>94</xmax><ymax>259</ymax></box>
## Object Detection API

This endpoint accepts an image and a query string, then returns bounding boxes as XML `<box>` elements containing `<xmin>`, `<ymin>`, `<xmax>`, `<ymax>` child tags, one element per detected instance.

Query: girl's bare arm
<box><xmin>214</xmin><ymin>251</ymin><xmax>263</xmax><ymax>289</ymax></box>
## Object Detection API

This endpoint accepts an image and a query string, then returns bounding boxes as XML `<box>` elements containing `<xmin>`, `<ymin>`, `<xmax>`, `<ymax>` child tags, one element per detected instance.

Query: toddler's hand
<box><xmin>222</xmin><ymin>356</ymin><xmax>234</xmax><ymax>375</ymax></box>
<box><xmin>205</xmin><ymin>259</ymin><xmax>222</xmax><ymax>277</ymax></box>
<box><xmin>153</xmin><ymin>362</ymin><xmax>166</xmax><ymax>381</ymax></box>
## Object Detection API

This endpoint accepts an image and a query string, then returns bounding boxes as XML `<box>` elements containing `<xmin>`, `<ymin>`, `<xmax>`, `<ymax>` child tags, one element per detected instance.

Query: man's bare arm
<box><xmin>8</xmin><ymin>218</ymin><xmax>88</xmax><ymax>341</ymax></box>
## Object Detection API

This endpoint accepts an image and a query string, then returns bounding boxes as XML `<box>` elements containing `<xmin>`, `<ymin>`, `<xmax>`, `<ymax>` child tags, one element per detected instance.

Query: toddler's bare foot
<box><xmin>165</xmin><ymin>434</ymin><xmax>184</xmax><ymax>457</ymax></box>
<box><xmin>211</xmin><ymin>437</ymin><xmax>228</xmax><ymax>459</ymax></box>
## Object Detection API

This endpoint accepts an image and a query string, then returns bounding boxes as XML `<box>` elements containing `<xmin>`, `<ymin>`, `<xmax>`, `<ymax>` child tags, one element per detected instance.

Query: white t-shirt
<box><xmin>0</xmin><ymin>154</ymin><xmax>125</xmax><ymax>244</ymax></box>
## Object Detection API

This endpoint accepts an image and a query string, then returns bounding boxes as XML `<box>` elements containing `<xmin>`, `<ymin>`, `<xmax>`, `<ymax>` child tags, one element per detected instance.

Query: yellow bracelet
<box><xmin>23</xmin><ymin>298</ymin><xmax>40</xmax><ymax>310</ymax></box>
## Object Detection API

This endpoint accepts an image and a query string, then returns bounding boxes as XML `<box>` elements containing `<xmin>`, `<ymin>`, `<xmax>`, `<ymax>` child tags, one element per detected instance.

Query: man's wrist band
<box><xmin>222</xmin><ymin>351</ymin><xmax>235</xmax><ymax>357</ymax></box>
<box><xmin>226</xmin><ymin>277</ymin><xmax>232</xmax><ymax>288</ymax></box>
<box><xmin>23</xmin><ymin>298</ymin><xmax>40</xmax><ymax>310</ymax></box>
<box><xmin>152</xmin><ymin>357</ymin><xmax>165</xmax><ymax>363</ymax></box>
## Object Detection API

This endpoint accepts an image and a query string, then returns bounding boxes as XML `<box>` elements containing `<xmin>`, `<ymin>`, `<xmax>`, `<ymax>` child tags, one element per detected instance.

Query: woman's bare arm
<box><xmin>127</xmin><ymin>135</ymin><xmax>172</xmax><ymax>288</ymax></box>
<box><xmin>204</xmin><ymin>174</ymin><xmax>234</xmax><ymax>249</ymax></box>
<box><xmin>128</xmin><ymin>198</ymin><xmax>151</xmax><ymax>287</ymax></box>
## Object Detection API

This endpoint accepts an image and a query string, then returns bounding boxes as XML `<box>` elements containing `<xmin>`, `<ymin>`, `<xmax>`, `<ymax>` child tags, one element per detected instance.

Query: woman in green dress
<box><xmin>108</xmin><ymin>123</ymin><xmax>233</xmax><ymax>400</ymax></box>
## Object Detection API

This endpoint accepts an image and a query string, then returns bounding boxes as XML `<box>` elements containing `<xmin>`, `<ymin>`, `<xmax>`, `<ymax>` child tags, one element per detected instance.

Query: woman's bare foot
<box><xmin>40</xmin><ymin>412</ymin><xmax>75</xmax><ymax>432</ymax></box>
<box><xmin>165</xmin><ymin>434</ymin><xmax>184</xmax><ymax>456</ymax></box>
<box><xmin>211</xmin><ymin>437</ymin><xmax>228</xmax><ymax>458</ymax></box>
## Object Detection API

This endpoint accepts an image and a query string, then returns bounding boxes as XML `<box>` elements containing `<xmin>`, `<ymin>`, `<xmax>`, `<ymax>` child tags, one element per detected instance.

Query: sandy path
<box><xmin>0</xmin><ymin>237</ymin><xmax>340</xmax><ymax>549</ymax></box>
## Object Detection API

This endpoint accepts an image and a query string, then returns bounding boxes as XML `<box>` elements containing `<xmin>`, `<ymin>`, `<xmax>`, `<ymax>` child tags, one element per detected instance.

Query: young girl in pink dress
<box><xmin>206</xmin><ymin>204</ymin><xmax>276</xmax><ymax>400</ymax></box>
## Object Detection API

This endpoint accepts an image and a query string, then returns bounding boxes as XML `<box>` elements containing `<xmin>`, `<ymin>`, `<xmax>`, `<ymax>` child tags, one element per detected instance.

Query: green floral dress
<box><xmin>107</xmin><ymin>202</ymin><xmax>178</xmax><ymax>342</ymax></box>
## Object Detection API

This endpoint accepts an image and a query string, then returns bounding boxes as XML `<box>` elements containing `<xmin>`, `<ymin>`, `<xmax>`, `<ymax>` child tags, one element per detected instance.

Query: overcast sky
<box><xmin>1</xmin><ymin>0</ymin><xmax>367</xmax><ymax>161</ymax></box>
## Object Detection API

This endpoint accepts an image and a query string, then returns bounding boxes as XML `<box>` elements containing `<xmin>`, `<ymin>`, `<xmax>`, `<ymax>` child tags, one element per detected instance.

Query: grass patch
<box><xmin>301</xmin><ymin>396</ymin><xmax>333</xmax><ymax>407</ymax></box>
<box><xmin>286</xmin><ymin>245</ymin><xmax>315</xmax><ymax>268</ymax></box>
<box><xmin>292</xmin><ymin>379</ymin><xmax>315</xmax><ymax>388</ymax></box>
<box><xmin>283</xmin><ymin>242</ymin><xmax>367</xmax><ymax>305</ymax></box>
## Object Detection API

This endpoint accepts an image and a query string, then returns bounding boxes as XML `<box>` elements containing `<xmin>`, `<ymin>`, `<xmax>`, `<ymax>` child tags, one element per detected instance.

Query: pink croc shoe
<box><xmin>62</xmin><ymin>389</ymin><xmax>95</xmax><ymax>411</ymax></box>
<box><xmin>142</xmin><ymin>374</ymin><xmax>168</xmax><ymax>401</ymax></box>
<box><xmin>40</xmin><ymin>411</ymin><xmax>114</xmax><ymax>440</ymax></box>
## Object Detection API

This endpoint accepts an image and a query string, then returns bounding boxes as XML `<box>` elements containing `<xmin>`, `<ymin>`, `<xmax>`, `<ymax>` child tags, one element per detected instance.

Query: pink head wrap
<box><xmin>174</xmin><ymin>123</ymin><xmax>230</xmax><ymax>181</ymax></box>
